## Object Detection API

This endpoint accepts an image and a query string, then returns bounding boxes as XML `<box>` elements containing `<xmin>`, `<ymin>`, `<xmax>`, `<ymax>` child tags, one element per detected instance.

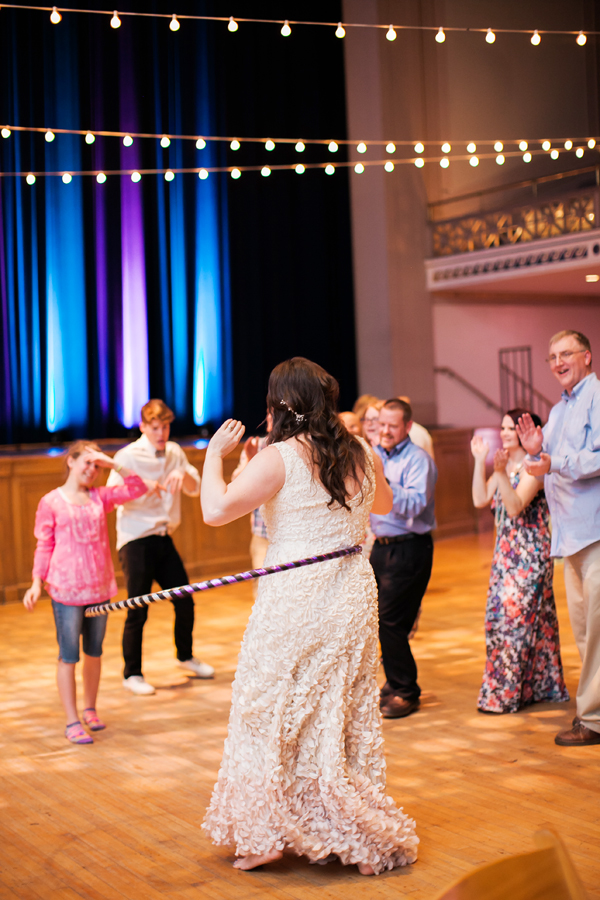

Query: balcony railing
<box><xmin>432</xmin><ymin>190</ymin><xmax>599</xmax><ymax>258</ymax></box>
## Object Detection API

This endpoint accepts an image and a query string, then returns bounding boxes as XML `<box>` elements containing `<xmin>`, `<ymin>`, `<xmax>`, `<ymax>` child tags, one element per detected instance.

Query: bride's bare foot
<box><xmin>357</xmin><ymin>862</ymin><xmax>376</xmax><ymax>875</ymax></box>
<box><xmin>233</xmin><ymin>850</ymin><xmax>283</xmax><ymax>870</ymax></box>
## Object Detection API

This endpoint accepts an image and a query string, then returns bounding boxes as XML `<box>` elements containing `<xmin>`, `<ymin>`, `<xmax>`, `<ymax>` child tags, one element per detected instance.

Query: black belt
<box><xmin>375</xmin><ymin>533</ymin><xmax>428</xmax><ymax>546</ymax></box>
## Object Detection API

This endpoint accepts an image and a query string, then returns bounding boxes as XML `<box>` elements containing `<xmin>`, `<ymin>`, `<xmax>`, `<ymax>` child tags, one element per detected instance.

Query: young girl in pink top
<box><xmin>23</xmin><ymin>441</ymin><xmax>147</xmax><ymax>744</ymax></box>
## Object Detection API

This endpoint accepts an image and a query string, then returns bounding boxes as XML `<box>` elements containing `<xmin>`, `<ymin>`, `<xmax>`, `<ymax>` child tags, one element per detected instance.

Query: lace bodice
<box><xmin>261</xmin><ymin>439</ymin><xmax>374</xmax><ymax>559</ymax></box>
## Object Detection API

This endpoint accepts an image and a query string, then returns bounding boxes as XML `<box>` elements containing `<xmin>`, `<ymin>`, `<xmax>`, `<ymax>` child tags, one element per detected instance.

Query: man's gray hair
<box><xmin>549</xmin><ymin>330</ymin><xmax>591</xmax><ymax>353</ymax></box>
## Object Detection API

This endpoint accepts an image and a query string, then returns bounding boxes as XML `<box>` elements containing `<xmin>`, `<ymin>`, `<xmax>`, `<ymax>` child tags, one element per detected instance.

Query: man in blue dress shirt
<box><xmin>518</xmin><ymin>330</ymin><xmax>600</xmax><ymax>747</ymax></box>
<box><xmin>370</xmin><ymin>398</ymin><xmax>438</xmax><ymax>718</ymax></box>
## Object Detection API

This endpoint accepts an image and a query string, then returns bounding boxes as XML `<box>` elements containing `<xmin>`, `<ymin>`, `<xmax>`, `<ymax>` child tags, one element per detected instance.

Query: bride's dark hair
<box><xmin>266</xmin><ymin>357</ymin><xmax>369</xmax><ymax>510</ymax></box>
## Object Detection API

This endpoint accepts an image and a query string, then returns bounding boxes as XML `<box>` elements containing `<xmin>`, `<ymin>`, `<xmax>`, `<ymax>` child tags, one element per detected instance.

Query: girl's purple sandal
<box><xmin>82</xmin><ymin>708</ymin><xmax>106</xmax><ymax>731</ymax></box>
<box><xmin>65</xmin><ymin>721</ymin><xmax>93</xmax><ymax>744</ymax></box>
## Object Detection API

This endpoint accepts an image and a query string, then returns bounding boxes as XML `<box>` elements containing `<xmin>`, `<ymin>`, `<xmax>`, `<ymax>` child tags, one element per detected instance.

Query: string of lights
<box><xmin>3</xmin><ymin>148</ymin><xmax>599</xmax><ymax>184</ymax></box>
<box><xmin>0</xmin><ymin>4</ymin><xmax>597</xmax><ymax>45</ymax></box>
<box><xmin>1</xmin><ymin>125</ymin><xmax>599</xmax><ymax>155</ymax></box>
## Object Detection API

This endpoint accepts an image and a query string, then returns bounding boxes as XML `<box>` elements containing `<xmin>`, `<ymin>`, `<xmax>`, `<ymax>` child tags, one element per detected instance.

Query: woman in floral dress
<box><xmin>471</xmin><ymin>409</ymin><xmax>569</xmax><ymax>714</ymax></box>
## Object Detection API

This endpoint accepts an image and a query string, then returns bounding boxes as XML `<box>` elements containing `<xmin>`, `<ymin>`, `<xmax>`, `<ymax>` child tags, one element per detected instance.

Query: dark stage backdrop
<box><xmin>0</xmin><ymin>1</ymin><xmax>356</xmax><ymax>443</ymax></box>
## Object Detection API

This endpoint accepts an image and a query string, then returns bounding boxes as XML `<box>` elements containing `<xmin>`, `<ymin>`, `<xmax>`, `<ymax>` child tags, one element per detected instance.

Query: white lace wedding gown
<box><xmin>202</xmin><ymin>440</ymin><xmax>419</xmax><ymax>873</ymax></box>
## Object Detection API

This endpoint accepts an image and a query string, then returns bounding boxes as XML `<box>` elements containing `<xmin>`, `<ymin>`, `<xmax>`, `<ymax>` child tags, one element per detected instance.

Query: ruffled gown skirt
<box><xmin>202</xmin><ymin>553</ymin><xmax>419</xmax><ymax>873</ymax></box>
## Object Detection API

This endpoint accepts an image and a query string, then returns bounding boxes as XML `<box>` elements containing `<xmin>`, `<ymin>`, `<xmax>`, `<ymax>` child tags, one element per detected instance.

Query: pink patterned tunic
<box><xmin>32</xmin><ymin>475</ymin><xmax>147</xmax><ymax>606</ymax></box>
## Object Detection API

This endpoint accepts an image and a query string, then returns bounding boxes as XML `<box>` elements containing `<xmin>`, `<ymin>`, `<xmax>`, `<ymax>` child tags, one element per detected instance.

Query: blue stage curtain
<box><xmin>0</xmin><ymin>4</ymin><xmax>232</xmax><ymax>442</ymax></box>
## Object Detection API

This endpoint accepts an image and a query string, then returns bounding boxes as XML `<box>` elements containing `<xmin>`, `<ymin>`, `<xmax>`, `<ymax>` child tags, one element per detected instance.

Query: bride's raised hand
<box><xmin>207</xmin><ymin>419</ymin><xmax>246</xmax><ymax>459</ymax></box>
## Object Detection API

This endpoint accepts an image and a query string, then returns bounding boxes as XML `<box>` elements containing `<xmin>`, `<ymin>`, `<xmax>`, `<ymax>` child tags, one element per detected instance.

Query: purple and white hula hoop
<box><xmin>84</xmin><ymin>544</ymin><xmax>362</xmax><ymax>617</ymax></box>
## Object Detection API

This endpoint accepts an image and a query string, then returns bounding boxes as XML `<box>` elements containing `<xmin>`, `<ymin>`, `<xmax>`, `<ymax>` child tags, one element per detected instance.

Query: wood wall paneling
<box><xmin>0</xmin><ymin>430</ymin><xmax>478</xmax><ymax>603</ymax></box>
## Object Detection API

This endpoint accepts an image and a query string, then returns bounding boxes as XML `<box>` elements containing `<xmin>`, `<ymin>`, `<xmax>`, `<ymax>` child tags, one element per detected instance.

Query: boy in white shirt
<box><xmin>108</xmin><ymin>399</ymin><xmax>214</xmax><ymax>694</ymax></box>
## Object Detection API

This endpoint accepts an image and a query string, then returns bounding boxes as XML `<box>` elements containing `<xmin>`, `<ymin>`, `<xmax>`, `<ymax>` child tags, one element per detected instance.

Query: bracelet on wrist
<box><xmin>115</xmin><ymin>463</ymin><xmax>123</xmax><ymax>473</ymax></box>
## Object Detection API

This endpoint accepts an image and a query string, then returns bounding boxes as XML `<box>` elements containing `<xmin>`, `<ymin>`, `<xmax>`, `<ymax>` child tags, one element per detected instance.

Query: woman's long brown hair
<box><xmin>266</xmin><ymin>357</ymin><xmax>369</xmax><ymax>510</ymax></box>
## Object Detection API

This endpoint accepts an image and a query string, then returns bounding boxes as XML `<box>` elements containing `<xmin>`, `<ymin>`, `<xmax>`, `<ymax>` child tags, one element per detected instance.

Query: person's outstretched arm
<box><xmin>471</xmin><ymin>435</ymin><xmax>496</xmax><ymax>508</ymax></box>
<box><xmin>201</xmin><ymin>420</ymin><xmax>286</xmax><ymax>526</ymax></box>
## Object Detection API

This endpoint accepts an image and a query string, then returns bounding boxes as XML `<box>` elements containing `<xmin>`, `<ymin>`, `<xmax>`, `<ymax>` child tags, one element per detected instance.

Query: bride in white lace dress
<box><xmin>201</xmin><ymin>358</ymin><xmax>419</xmax><ymax>875</ymax></box>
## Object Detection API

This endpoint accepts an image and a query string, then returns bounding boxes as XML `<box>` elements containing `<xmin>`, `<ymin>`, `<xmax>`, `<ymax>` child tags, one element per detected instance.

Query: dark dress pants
<box><xmin>370</xmin><ymin>533</ymin><xmax>434</xmax><ymax>701</ymax></box>
<box><xmin>119</xmin><ymin>535</ymin><xmax>194</xmax><ymax>679</ymax></box>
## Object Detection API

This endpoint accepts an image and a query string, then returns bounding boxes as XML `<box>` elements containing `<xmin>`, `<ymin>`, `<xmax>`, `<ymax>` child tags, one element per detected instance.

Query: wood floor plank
<box><xmin>1</xmin><ymin>534</ymin><xmax>599</xmax><ymax>898</ymax></box>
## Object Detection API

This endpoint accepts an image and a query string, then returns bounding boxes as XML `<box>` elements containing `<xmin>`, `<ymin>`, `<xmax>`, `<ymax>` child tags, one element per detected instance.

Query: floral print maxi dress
<box><xmin>478</xmin><ymin>471</ymin><xmax>569</xmax><ymax>713</ymax></box>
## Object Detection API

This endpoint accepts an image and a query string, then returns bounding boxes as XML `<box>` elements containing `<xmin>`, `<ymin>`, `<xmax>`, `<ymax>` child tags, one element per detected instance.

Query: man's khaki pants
<box><xmin>563</xmin><ymin>539</ymin><xmax>600</xmax><ymax>734</ymax></box>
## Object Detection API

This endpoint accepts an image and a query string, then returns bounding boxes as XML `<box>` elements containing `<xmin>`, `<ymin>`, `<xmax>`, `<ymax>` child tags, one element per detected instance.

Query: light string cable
<box><xmin>85</xmin><ymin>545</ymin><xmax>363</xmax><ymax>617</ymax></box>
<box><xmin>3</xmin><ymin>148</ymin><xmax>600</xmax><ymax>182</ymax></box>
<box><xmin>1</xmin><ymin>124</ymin><xmax>600</xmax><ymax>150</ymax></box>
<box><xmin>0</xmin><ymin>4</ymin><xmax>598</xmax><ymax>44</ymax></box>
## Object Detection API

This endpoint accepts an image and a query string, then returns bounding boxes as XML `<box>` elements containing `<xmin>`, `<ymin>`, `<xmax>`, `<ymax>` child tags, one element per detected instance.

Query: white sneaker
<box><xmin>179</xmin><ymin>658</ymin><xmax>215</xmax><ymax>678</ymax></box>
<box><xmin>122</xmin><ymin>675</ymin><xmax>156</xmax><ymax>695</ymax></box>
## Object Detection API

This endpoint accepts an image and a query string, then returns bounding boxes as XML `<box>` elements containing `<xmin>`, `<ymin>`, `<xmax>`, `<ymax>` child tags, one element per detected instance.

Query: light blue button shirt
<box><xmin>370</xmin><ymin>437</ymin><xmax>437</xmax><ymax>537</ymax></box>
<box><xmin>543</xmin><ymin>371</ymin><xmax>600</xmax><ymax>557</ymax></box>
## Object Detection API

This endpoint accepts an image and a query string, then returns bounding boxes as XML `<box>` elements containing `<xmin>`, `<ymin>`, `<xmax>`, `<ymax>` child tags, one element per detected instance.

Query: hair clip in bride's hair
<box><xmin>280</xmin><ymin>399</ymin><xmax>305</xmax><ymax>423</ymax></box>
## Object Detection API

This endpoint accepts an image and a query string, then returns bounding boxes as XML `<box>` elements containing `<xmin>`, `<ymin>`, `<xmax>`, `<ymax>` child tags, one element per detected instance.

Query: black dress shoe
<box><xmin>380</xmin><ymin>695</ymin><xmax>420</xmax><ymax>719</ymax></box>
<box><xmin>555</xmin><ymin>722</ymin><xmax>600</xmax><ymax>746</ymax></box>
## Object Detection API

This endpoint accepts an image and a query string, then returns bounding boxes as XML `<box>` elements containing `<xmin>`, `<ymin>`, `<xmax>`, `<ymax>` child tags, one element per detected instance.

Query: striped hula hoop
<box><xmin>84</xmin><ymin>544</ymin><xmax>362</xmax><ymax>617</ymax></box>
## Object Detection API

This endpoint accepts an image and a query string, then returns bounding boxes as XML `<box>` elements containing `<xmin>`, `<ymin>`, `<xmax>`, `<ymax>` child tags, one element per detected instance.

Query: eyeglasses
<box><xmin>362</xmin><ymin>416</ymin><xmax>379</xmax><ymax>424</ymax></box>
<box><xmin>546</xmin><ymin>349</ymin><xmax>587</xmax><ymax>365</ymax></box>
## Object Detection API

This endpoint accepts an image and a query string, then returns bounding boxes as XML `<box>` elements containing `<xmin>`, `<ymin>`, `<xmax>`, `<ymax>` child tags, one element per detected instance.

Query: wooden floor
<box><xmin>0</xmin><ymin>533</ymin><xmax>599</xmax><ymax>900</ymax></box>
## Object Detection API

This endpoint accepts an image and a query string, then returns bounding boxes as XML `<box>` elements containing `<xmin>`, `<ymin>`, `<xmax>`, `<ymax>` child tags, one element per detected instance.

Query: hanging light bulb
<box><xmin>531</xmin><ymin>30</ymin><xmax>541</xmax><ymax>45</ymax></box>
<box><xmin>523</xmin><ymin>152</ymin><xmax>532</xmax><ymax>162</ymax></box>
<box><xmin>96</xmin><ymin>172</ymin><xmax>107</xmax><ymax>183</ymax></box>
<box><xmin>414</xmin><ymin>142</ymin><xmax>424</xmax><ymax>154</ymax></box>
<box><xmin>576</xmin><ymin>147</ymin><xmax>584</xmax><ymax>158</ymax></box>
<box><xmin>45</xmin><ymin>130</ymin><xmax>55</xmax><ymax>142</ymax></box>
<box><xmin>550</xmin><ymin>149</ymin><xmax>559</xmax><ymax>159</ymax></box>
<box><xmin>281</xmin><ymin>20</ymin><xmax>291</xmax><ymax>37</ymax></box>
<box><xmin>199</xmin><ymin>169</ymin><xmax>209</xmax><ymax>180</ymax></box>
<box><xmin>110</xmin><ymin>11</ymin><xmax>121</xmax><ymax>29</ymax></box>
<box><xmin>440</xmin><ymin>157</ymin><xmax>449</xmax><ymax>168</ymax></box>
<box><xmin>169</xmin><ymin>15</ymin><xmax>180</xmax><ymax>32</ymax></box>
<box><xmin>85</xmin><ymin>132</ymin><xmax>95</xmax><ymax>144</ymax></box>
<box><xmin>50</xmin><ymin>7</ymin><xmax>62</xmax><ymax>24</ymax></box>
<box><xmin>357</xmin><ymin>142</ymin><xmax>367</xmax><ymax>153</ymax></box>
<box><xmin>265</xmin><ymin>139</ymin><xmax>276</xmax><ymax>151</ymax></box>
<box><xmin>519</xmin><ymin>140</ymin><xmax>528</xmax><ymax>151</ymax></box>
<box><xmin>469</xmin><ymin>156</ymin><xmax>479</xmax><ymax>167</ymax></box>
<box><xmin>335</xmin><ymin>22</ymin><xmax>346</xmax><ymax>38</ymax></box>
<box><xmin>494</xmin><ymin>141</ymin><xmax>503</xmax><ymax>152</ymax></box>
<box><xmin>386</xmin><ymin>142</ymin><xmax>396</xmax><ymax>153</ymax></box>
<box><xmin>441</xmin><ymin>142</ymin><xmax>451</xmax><ymax>153</ymax></box>
<box><xmin>435</xmin><ymin>27</ymin><xmax>446</xmax><ymax>43</ymax></box>
<box><xmin>354</xmin><ymin>163</ymin><xmax>365</xmax><ymax>174</ymax></box>
<box><xmin>542</xmin><ymin>140</ymin><xmax>551</xmax><ymax>151</ymax></box>
<box><xmin>386</xmin><ymin>25</ymin><xmax>397</xmax><ymax>41</ymax></box>
<box><xmin>588</xmin><ymin>138</ymin><xmax>596</xmax><ymax>149</ymax></box>
<box><xmin>196</xmin><ymin>138</ymin><xmax>206</xmax><ymax>150</ymax></box>
<box><xmin>231</xmin><ymin>168</ymin><xmax>241</xmax><ymax>179</ymax></box>
<box><xmin>165</xmin><ymin>170</ymin><xmax>175</xmax><ymax>181</ymax></box>
<box><xmin>325</xmin><ymin>164</ymin><xmax>335</xmax><ymax>175</ymax></box>
<box><xmin>466</xmin><ymin>142</ymin><xmax>476</xmax><ymax>153</ymax></box>
<box><xmin>26</xmin><ymin>174</ymin><xmax>36</xmax><ymax>185</ymax></box>
<box><xmin>261</xmin><ymin>166</ymin><xmax>271</xmax><ymax>177</ymax></box>
<box><xmin>577</xmin><ymin>31</ymin><xmax>587</xmax><ymax>46</ymax></box>
<box><xmin>295</xmin><ymin>141</ymin><xmax>305</xmax><ymax>152</ymax></box>
<box><xmin>328</xmin><ymin>141</ymin><xmax>338</xmax><ymax>152</ymax></box>
<box><xmin>131</xmin><ymin>171</ymin><xmax>141</xmax><ymax>182</ymax></box>
<box><xmin>62</xmin><ymin>173</ymin><xmax>72</xmax><ymax>184</ymax></box>
<box><xmin>384</xmin><ymin>161</ymin><xmax>394</xmax><ymax>172</ymax></box>
<box><xmin>1</xmin><ymin>128</ymin><xmax>11</xmax><ymax>139</ymax></box>
<box><xmin>230</xmin><ymin>139</ymin><xmax>241</xmax><ymax>150</ymax></box>
<box><xmin>496</xmin><ymin>154</ymin><xmax>505</xmax><ymax>165</ymax></box>
<box><xmin>228</xmin><ymin>17</ymin><xmax>238</xmax><ymax>32</ymax></box>
<box><xmin>564</xmin><ymin>140</ymin><xmax>573</xmax><ymax>150</ymax></box>
<box><xmin>485</xmin><ymin>28</ymin><xmax>495</xmax><ymax>43</ymax></box>
<box><xmin>414</xmin><ymin>158</ymin><xmax>425</xmax><ymax>168</ymax></box>
<box><xmin>295</xmin><ymin>163</ymin><xmax>305</xmax><ymax>174</ymax></box>
<box><xmin>160</xmin><ymin>136</ymin><xmax>171</xmax><ymax>148</ymax></box>
<box><xmin>123</xmin><ymin>135</ymin><xmax>133</xmax><ymax>147</ymax></box>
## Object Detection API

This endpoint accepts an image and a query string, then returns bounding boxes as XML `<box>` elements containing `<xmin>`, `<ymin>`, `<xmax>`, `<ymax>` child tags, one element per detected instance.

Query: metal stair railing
<box><xmin>434</xmin><ymin>367</ymin><xmax>502</xmax><ymax>414</ymax></box>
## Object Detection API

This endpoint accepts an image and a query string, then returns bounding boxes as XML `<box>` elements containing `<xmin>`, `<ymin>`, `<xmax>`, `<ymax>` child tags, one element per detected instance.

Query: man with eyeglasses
<box><xmin>517</xmin><ymin>329</ymin><xmax>600</xmax><ymax>747</ymax></box>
